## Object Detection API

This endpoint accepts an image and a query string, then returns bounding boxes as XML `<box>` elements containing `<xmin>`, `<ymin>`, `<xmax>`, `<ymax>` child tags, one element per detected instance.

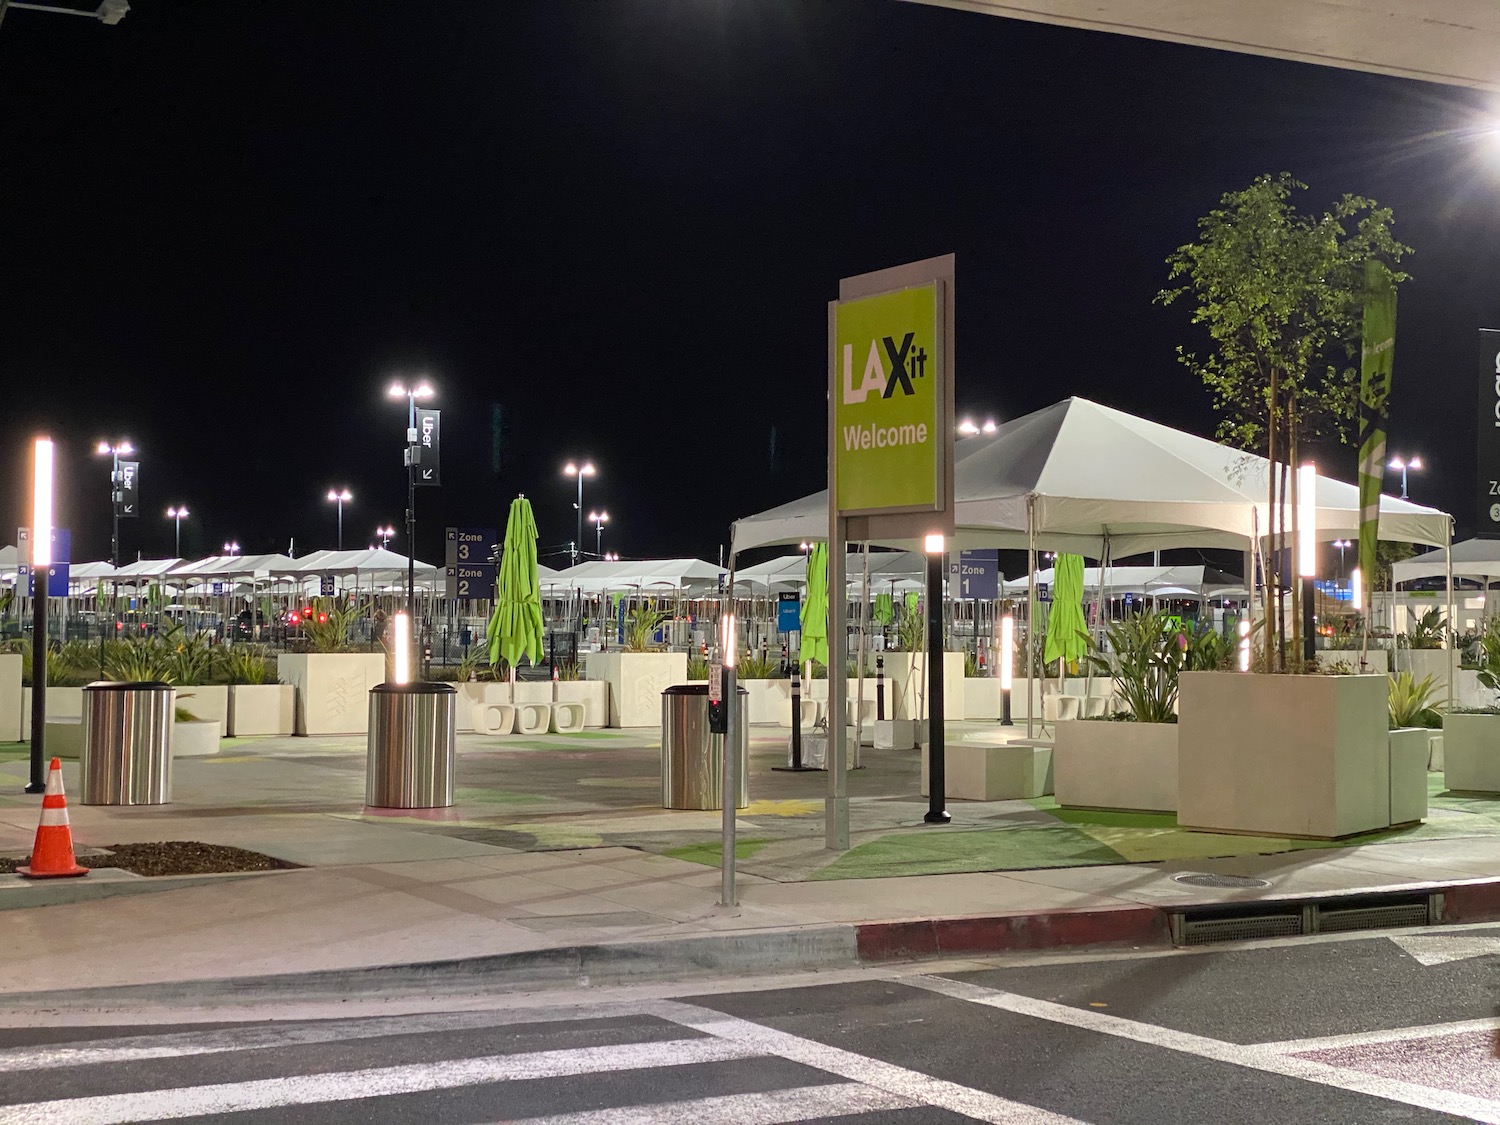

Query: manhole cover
<box><xmin>1172</xmin><ymin>872</ymin><xmax>1272</xmax><ymax>889</ymax></box>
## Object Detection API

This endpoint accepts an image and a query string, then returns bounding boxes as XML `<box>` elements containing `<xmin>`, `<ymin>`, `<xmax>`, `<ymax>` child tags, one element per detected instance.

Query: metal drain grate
<box><xmin>1172</xmin><ymin>873</ymin><xmax>1272</xmax><ymax>889</ymax></box>
<box><xmin>1178</xmin><ymin>913</ymin><xmax>1303</xmax><ymax>945</ymax></box>
<box><xmin>1317</xmin><ymin>902</ymin><xmax>1431</xmax><ymax>934</ymax></box>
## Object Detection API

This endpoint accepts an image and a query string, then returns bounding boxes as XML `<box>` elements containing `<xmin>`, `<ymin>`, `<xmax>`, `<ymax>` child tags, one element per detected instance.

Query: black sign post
<box><xmin>1479</xmin><ymin>330</ymin><xmax>1500</xmax><ymax>538</ymax></box>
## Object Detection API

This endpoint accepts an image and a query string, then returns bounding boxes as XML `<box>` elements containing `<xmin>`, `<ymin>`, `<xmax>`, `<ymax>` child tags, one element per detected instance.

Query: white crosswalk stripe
<box><xmin>0</xmin><ymin>1037</ymin><xmax>756</xmax><ymax>1125</ymax></box>
<box><xmin>492</xmin><ymin>1082</ymin><xmax>914</xmax><ymax>1124</ymax></box>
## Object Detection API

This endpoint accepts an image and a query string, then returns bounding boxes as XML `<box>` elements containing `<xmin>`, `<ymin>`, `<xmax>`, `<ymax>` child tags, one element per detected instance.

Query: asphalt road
<box><xmin>2</xmin><ymin>926</ymin><xmax>1499</xmax><ymax>1123</ymax></box>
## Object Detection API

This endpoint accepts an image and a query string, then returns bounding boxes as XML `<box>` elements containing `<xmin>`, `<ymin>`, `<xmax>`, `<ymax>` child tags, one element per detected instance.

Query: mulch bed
<box><xmin>0</xmin><ymin>842</ymin><xmax>301</xmax><ymax>877</ymax></box>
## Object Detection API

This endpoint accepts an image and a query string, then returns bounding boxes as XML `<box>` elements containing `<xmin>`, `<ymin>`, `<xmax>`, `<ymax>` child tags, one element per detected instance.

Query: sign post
<box><xmin>826</xmin><ymin>255</ymin><xmax>955</xmax><ymax>849</ymax></box>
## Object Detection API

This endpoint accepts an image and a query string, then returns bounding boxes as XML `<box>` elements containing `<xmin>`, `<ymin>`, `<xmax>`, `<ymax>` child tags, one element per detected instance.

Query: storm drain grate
<box><xmin>1178</xmin><ymin>913</ymin><xmax>1303</xmax><ymax>945</ymax></box>
<box><xmin>1172</xmin><ymin>873</ymin><xmax>1272</xmax><ymax>889</ymax></box>
<box><xmin>1316</xmin><ymin>902</ymin><xmax>1431</xmax><ymax>934</ymax></box>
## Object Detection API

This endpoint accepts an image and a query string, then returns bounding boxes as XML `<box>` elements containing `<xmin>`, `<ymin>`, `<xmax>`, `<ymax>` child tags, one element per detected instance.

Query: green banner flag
<box><xmin>1356</xmin><ymin>260</ymin><xmax>1397</xmax><ymax>607</ymax></box>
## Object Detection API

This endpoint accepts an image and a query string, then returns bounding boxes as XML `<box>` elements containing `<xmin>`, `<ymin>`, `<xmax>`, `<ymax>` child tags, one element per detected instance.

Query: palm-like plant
<box><xmin>302</xmin><ymin>598</ymin><xmax>362</xmax><ymax>653</ymax></box>
<box><xmin>623</xmin><ymin>602</ymin><xmax>667</xmax><ymax>653</ymax></box>
<box><xmin>105</xmin><ymin>637</ymin><xmax>175</xmax><ymax>683</ymax></box>
<box><xmin>1388</xmin><ymin>671</ymin><xmax>1442</xmax><ymax>729</ymax></box>
<box><xmin>1088</xmin><ymin>609</ymin><xmax>1182</xmax><ymax>724</ymax></box>
<box><xmin>1404</xmin><ymin>608</ymin><xmax>1447</xmax><ymax>651</ymax></box>
<box><xmin>223</xmin><ymin>644</ymin><xmax>273</xmax><ymax>685</ymax></box>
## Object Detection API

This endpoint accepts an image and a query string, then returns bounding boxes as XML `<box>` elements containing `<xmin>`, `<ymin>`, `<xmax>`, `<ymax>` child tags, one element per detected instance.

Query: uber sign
<box><xmin>414</xmin><ymin>409</ymin><xmax>441</xmax><ymax>487</ymax></box>
<box><xmin>115</xmin><ymin>461</ymin><xmax>139</xmax><ymax>518</ymax></box>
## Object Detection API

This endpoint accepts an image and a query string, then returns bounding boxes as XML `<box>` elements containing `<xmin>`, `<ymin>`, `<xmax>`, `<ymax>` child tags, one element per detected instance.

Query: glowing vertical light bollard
<box><xmin>392</xmin><ymin>612</ymin><xmax>411</xmax><ymax>685</ymax></box>
<box><xmin>27</xmin><ymin>438</ymin><xmax>54</xmax><ymax>794</ymax></box>
<box><xmin>1298</xmin><ymin>462</ymin><xmax>1318</xmax><ymax>663</ymax></box>
<box><xmin>1237</xmin><ymin>618</ymin><xmax>1251</xmax><ymax>672</ymax></box>
<box><xmin>999</xmin><ymin>613</ymin><xmax>1014</xmax><ymax>726</ymax></box>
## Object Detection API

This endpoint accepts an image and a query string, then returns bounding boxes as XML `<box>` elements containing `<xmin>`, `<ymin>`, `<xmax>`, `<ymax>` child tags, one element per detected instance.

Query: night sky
<box><xmin>2</xmin><ymin>1</ymin><xmax>1498</xmax><ymax>567</ymax></box>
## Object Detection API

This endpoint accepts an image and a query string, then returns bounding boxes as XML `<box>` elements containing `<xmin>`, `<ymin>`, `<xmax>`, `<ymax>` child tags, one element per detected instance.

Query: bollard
<box><xmin>875</xmin><ymin>655</ymin><xmax>885</xmax><ymax>721</ymax></box>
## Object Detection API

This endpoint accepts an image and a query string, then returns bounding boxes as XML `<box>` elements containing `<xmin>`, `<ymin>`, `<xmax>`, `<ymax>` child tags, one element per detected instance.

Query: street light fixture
<box><xmin>1332</xmin><ymin>539</ymin><xmax>1352</xmax><ymax>584</ymax></box>
<box><xmin>588</xmin><ymin>511</ymin><xmax>609</xmax><ymax>558</ymax></box>
<box><xmin>223</xmin><ymin>541</ymin><xmax>240</xmax><ymax>557</ymax></box>
<box><xmin>375</xmin><ymin>525</ymin><xmax>396</xmax><ymax>549</ymax></box>
<box><xmin>389</xmin><ymin>381</ymin><xmax>435</xmax><ymax>611</ymax></box>
<box><xmin>957</xmin><ymin>416</ymin><xmax>999</xmax><ymax>435</ymax></box>
<box><xmin>563</xmin><ymin>461</ymin><xmax>596</xmax><ymax>565</ymax></box>
<box><xmin>326</xmin><ymin>488</ymin><xmax>353</xmax><ymax>550</ymax></box>
<box><xmin>165</xmin><ymin>506</ymin><xmax>189</xmax><ymax>558</ymax></box>
<box><xmin>1387</xmin><ymin>455</ymin><xmax>1423</xmax><ymax>500</ymax></box>
<box><xmin>95</xmin><ymin>439</ymin><xmax>135</xmax><ymax>569</ymax></box>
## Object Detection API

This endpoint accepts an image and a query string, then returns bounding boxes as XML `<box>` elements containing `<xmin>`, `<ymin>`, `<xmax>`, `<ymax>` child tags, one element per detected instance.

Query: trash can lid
<box><xmin>370</xmin><ymin>680</ymin><xmax>458</xmax><ymax>695</ymax></box>
<box><xmin>84</xmin><ymin>680</ymin><xmax>174</xmax><ymax>691</ymax></box>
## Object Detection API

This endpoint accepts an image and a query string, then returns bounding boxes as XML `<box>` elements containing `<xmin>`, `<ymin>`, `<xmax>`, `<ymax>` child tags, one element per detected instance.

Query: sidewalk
<box><xmin>0</xmin><ymin>728</ymin><xmax>1497</xmax><ymax>1002</ymax></box>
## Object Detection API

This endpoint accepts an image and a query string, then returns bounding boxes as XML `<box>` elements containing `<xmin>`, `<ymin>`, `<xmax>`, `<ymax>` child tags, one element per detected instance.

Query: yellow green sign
<box><xmin>833</xmin><ymin>283</ymin><xmax>941</xmax><ymax>514</ymax></box>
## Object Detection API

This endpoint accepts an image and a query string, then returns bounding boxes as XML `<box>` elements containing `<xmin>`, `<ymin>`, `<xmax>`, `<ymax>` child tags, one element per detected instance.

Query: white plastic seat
<box><xmin>799</xmin><ymin>699</ymin><xmax>822</xmax><ymax>728</ymax></box>
<box><xmin>474</xmin><ymin>703</ymin><xmax>516</xmax><ymax>736</ymax></box>
<box><xmin>550</xmin><ymin>701</ymin><xmax>586</xmax><ymax>734</ymax></box>
<box><xmin>517</xmin><ymin>702</ymin><xmax>552</xmax><ymax>735</ymax></box>
<box><xmin>847</xmin><ymin>698</ymin><xmax>878</xmax><ymax>728</ymax></box>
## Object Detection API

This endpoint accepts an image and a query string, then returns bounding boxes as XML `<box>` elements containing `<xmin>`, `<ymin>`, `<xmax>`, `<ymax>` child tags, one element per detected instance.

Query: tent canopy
<box><xmin>549</xmin><ymin>558</ymin><xmax>720</xmax><ymax>594</ymax></box>
<box><xmin>732</xmin><ymin>398</ymin><xmax>1451</xmax><ymax>556</ymax></box>
<box><xmin>1392</xmin><ymin>538</ymin><xmax>1500</xmax><ymax>585</ymax></box>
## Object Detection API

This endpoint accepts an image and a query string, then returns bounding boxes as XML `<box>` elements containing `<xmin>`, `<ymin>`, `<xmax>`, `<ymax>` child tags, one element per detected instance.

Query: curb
<box><xmin>854</xmin><ymin>904</ymin><xmax>1172</xmax><ymax>962</ymax></box>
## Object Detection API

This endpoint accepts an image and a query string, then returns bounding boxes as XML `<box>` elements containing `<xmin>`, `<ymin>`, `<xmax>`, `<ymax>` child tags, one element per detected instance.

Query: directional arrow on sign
<box><xmin>1390</xmin><ymin>934</ymin><xmax>1500</xmax><ymax>966</ymax></box>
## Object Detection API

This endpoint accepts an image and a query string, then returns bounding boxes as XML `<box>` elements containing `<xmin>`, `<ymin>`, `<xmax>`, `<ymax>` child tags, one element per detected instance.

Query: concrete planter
<box><xmin>741</xmin><ymin>678</ymin><xmax>791</xmax><ymax>725</ymax></box>
<box><xmin>1178</xmin><ymin>671</ymin><xmax>1390</xmax><ymax>839</ymax></box>
<box><xmin>1442</xmin><ymin>712</ymin><xmax>1500</xmax><ymax>793</ymax></box>
<box><xmin>1387</xmin><ymin>728</ymin><xmax>1431</xmax><ymax>826</ymax></box>
<box><xmin>879</xmin><ymin>652</ymin><xmax>965</xmax><ymax>721</ymax></box>
<box><xmin>228</xmin><ymin>684</ymin><xmax>296</xmax><ymax>737</ymax></box>
<box><xmin>0</xmin><ymin>653</ymin><xmax>20</xmax><ymax>742</ymax></box>
<box><xmin>172</xmin><ymin>718</ymin><xmax>220</xmax><ymax>758</ymax></box>
<box><xmin>963</xmin><ymin>676</ymin><xmax>1001</xmax><ymax>720</ymax></box>
<box><xmin>874</xmin><ymin>718</ymin><xmax>923</xmax><ymax>750</ymax></box>
<box><xmin>1055</xmin><ymin>719</ymin><xmax>1178</xmax><ymax>813</ymax></box>
<box><xmin>21</xmin><ymin>685</ymin><xmax>84</xmax><ymax>740</ymax></box>
<box><xmin>1317</xmin><ymin>648</ymin><xmax>1389</xmax><ymax>674</ymax></box>
<box><xmin>921</xmin><ymin>741</ymin><xmax>1053</xmax><ymax>800</ymax></box>
<box><xmin>585</xmin><ymin>652</ymin><xmax>688</xmax><ymax>727</ymax></box>
<box><xmin>176</xmin><ymin>684</ymin><xmax>228</xmax><ymax>736</ymax></box>
<box><xmin>276</xmin><ymin>653</ymin><xmax>387</xmax><ymax>736</ymax></box>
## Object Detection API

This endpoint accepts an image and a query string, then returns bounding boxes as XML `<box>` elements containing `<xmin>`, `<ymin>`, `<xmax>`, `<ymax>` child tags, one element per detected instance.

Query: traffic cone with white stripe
<box><xmin>17</xmin><ymin>758</ymin><xmax>88</xmax><ymax>879</ymax></box>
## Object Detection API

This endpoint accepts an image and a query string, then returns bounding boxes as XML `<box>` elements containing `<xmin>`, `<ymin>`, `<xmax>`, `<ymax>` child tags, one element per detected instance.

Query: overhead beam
<box><xmin>908</xmin><ymin>1</ymin><xmax>1500</xmax><ymax>91</ymax></box>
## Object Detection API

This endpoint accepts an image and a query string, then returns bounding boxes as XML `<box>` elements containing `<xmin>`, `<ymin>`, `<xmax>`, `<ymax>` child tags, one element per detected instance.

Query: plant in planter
<box><xmin>1389</xmin><ymin>671</ymin><xmax>1442</xmax><ymax>730</ymax></box>
<box><xmin>300</xmin><ymin>597</ymin><xmax>363</xmax><ymax>653</ymax></box>
<box><xmin>1402</xmin><ymin>608</ymin><xmax>1446</xmax><ymax>651</ymax></box>
<box><xmin>623</xmin><ymin>602</ymin><xmax>667</xmax><ymax>653</ymax></box>
<box><xmin>687</xmin><ymin>653</ymin><xmax>709</xmax><ymax>680</ymax></box>
<box><xmin>1054</xmin><ymin>608</ymin><xmax>1183</xmax><ymax>812</ymax></box>
<box><xmin>223</xmin><ymin>645</ymin><xmax>274</xmax><ymax>685</ymax></box>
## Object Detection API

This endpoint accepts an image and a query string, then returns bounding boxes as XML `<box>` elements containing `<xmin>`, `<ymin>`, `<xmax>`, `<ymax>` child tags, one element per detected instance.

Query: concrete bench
<box><xmin>549</xmin><ymin>701</ymin><xmax>586</xmax><ymax>734</ymax></box>
<box><xmin>473</xmin><ymin>703</ymin><xmax>516</xmax><ymax>736</ymax></box>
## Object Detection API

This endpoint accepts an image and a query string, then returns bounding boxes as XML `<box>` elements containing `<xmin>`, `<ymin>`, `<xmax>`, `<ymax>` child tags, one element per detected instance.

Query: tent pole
<box><xmin>856</xmin><ymin>543</ymin><xmax>869</xmax><ymax>764</ymax></box>
<box><xmin>1447</xmin><ymin>519</ymin><xmax>1455</xmax><ymax>713</ymax></box>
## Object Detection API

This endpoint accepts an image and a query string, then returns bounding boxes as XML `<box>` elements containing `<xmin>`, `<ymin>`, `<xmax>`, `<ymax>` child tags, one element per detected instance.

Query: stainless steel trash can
<box><xmin>366</xmin><ymin>682</ymin><xmax>457</xmax><ymax>808</ymax></box>
<box><xmin>80</xmin><ymin>681</ymin><xmax>174</xmax><ymax>806</ymax></box>
<box><xmin>661</xmin><ymin>683</ymin><xmax>748</xmax><ymax>811</ymax></box>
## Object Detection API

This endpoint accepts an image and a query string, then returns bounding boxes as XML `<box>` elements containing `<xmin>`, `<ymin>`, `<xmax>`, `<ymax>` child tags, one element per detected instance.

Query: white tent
<box><xmin>731</xmin><ymin>397</ymin><xmax>1452</xmax><ymax>556</ymax></box>
<box><xmin>1002</xmin><ymin>565</ymin><xmax>1241</xmax><ymax>599</ymax></box>
<box><xmin>1393</xmin><ymin>539</ymin><xmax>1500</xmax><ymax>585</ymax></box>
<box><xmin>549</xmin><ymin>558</ymin><xmax>722</xmax><ymax>595</ymax></box>
<box><xmin>277</xmin><ymin>548</ymin><xmax>439</xmax><ymax>578</ymax></box>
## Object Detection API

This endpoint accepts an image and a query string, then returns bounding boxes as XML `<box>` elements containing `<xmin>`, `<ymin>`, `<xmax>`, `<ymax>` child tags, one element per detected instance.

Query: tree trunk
<box><xmin>1288</xmin><ymin>403</ymin><xmax>1301</xmax><ymax>671</ymax></box>
<box><xmin>1266</xmin><ymin>370</ymin><xmax>1279</xmax><ymax>671</ymax></box>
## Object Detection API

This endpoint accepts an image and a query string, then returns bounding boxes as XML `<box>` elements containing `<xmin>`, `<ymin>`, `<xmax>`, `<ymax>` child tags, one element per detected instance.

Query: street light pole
<box><xmin>1387</xmin><ymin>455</ymin><xmax>1423</xmax><ymax>501</ymax></box>
<box><xmin>590</xmin><ymin>511</ymin><xmax>608</xmax><ymax>558</ymax></box>
<box><xmin>166</xmin><ymin>506</ymin><xmax>188</xmax><ymax>557</ymax></box>
<box><xmin>326</xmin><ymin>488</ymin><xmax>352</xmax><ymax>551</ymax></box>
<box><xmin>389</xmin><ymin>381</ymin><xmax>434</xmax><ymax>616</ymax></box>
<box><xmin>564</xmin><ymin>461</ymin><xmax>595</xmax><ymax>566</ymax></box>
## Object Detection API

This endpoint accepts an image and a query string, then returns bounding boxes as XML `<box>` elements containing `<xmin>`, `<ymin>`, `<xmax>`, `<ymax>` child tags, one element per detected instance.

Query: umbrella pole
<box><xmin>1026</xmin><ymin>497</ymin><xmax>1037</xmax><ymax>741</ymax></box>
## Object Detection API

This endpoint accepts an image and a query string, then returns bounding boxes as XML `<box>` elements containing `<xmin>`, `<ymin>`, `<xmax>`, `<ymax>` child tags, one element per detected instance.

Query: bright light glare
<box><xmin>999</xmin><ymin>615</ymin><xmax>1014</xmax><ymax>690</ymax></box>
<box><xmin>1237</xmin><ymin>619</ymin><xmax>1251</xmax><ymax>672</ymax></box>
<box><xmin>1297</xmin><ymin>462</ymin><xmax>1317</xmax><ymax>578</ymax></box>
<box><xmin>393</xmin><ymin>612</ymin><xmax>411</xmax><ymax>684</ymax></box>
<box><xmin>564</xmin><ymin>462</ymin><xmax>578</xmax><ymax>476</ymax></box>
<box><xmin>96</xmin><ymin>440</ymin><xmax>111</xmax><ymax>455</ymax></box>
<box><xmin>1388</xmin><ymin>457</ymin><xmax>1405</xmax><ymax>471</ymax></box>
<box><xmin>1408</xmin><ymin>456</ymin><xmax>1423</xmax><ymax>470</ymax></box>
<box><xmin>118</xmin><ymin>441</ymin><xmax>133</xmax><ymax>455</ymax></box>
<box><xmin>957</xmin><ymin>419</ymin><xmax>978</xmax><ymax>435</ymax></box>
<box><xmin>924</xmin><ymin>533</ymin><xmax>944</xmax><ymax>555</ymax></box>
<box><xmin>327</xmin><ymin>488</ymin><xmax>352</xmax><ymax>502</ymax></box>
<box><xmin>1352</xmin><ymin>567</ymin><xmax>1363</xmax><ymax>611</ymax></box>
<box><xmin>32</xmin><ymin>439</ymin><xmax>53</xmax><ymax>568</ymax></box>
<box><xmin>721</xmin><ymin>614</ymin><xmax>737</xmax><ymax>667</ymax></box>
<box><xmin>580</xmin><ymin>462</ymin><xmax>596</xmax><ymax>476</ymax></box>
<box><xmin>981</xmin><ymin>419</ymin><xmax>998</xmax><ymax>434</ymax></box>
<box><xmin>414</xmin><ymin>383</ymin><xmax>434</xmax><ymax>399</ymax></box>
<box><xmin>387</xmin><ymin>383</ymin><xmax>405</xmax><ymax>398</ymax></box>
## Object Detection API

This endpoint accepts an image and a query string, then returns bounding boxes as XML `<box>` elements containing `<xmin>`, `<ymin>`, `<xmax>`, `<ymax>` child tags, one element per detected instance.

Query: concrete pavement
<box><xmin>0</xmin><ymin>727</ymin><xmax>1498</xmax><ymax>1001</ymax></box>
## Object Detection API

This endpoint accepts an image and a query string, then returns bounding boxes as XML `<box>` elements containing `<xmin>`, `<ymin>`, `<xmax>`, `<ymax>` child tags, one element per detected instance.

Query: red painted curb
<box><xmin>1442</xmin><ymin>881</ymin><xmax>1500</xmax><ymax>924</ymax></box>
<box><xmin>854</xmin><ymin>905</ymin><xmax>1171</xmax><ymax>963</ymax></box>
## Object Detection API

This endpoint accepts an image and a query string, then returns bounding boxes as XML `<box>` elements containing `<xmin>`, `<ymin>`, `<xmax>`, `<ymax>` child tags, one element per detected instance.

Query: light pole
<box><xmin>589</xmin><ymin>511</ymin><xmax>609</xmax><ymax>558</ymax></box>
<box><xmin>563</xmin><ymin>462</ymin><xmax>596</xmax><ymax>565</ymax></box>
<box><xmin>95</xmin><ymin>439</ymin><xmax>134</xmax><ymax>569</ymax></box>
<box><xmin>1387</xmin><ymin>455</ymin><xmax>1423</xmax><ymax>500</ymax></box>
<box><xmin>165</xmin><ymin>506</ymin><xmax>189</xmax><ymax>557</ymax></box>
<box><xmin>375</xmin><ymin>525</ymin><xmax>395</xmax><ymax>549</ymax></box>
<box><xmin>1332</xmin><ymin>539</ymin><xmax>1351</xmax><ymax>585</ymax></box>
<box><xmin>326</xmin><ymin>488</ymin><xmax>352</xmax><ymax>550</ymax></box>
<box><xmin>223</xmin><ymin>541</ymin><xmax>240</xmax><ymax>557</ymax></box>
<box><xmin>957</xmin><ymin>417</ymin><xmax>999</xmax><ymax>435</ymax></box>
<box><xmin>26</xmin><ymin>437</ymin><xmax>54</xmax><ymax>794</ymax></box>
<box><xmin>389</xmin><ymin>380</ymin><xmax>434</xmax><ymax>612</ymax></box>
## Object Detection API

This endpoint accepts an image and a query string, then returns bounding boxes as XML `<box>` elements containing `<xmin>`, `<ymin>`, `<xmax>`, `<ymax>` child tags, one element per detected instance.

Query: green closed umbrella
<box><xmin>799</xmin><ymin>542</ymin><xmax>829</xmax><ymax>668</ymax></box>
<box><xmin>872</xmin><ymin>592</ymin><xmax>894</xmax><ymax>626</ymax></box>
<box><xmin>1043</xmin><ymin>552</ymin><xmax>1089</xmax><ymax>670</ymax></box>
<box><xmin>487</xmin><ymin>497</ymin><xmax>544</xmax><ymax>670</ymax></box>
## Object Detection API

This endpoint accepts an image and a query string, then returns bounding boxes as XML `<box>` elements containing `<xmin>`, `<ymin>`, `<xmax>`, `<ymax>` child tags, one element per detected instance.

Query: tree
<box><xmin>1158</xmin><ymin>174</ymin><xmax>1410</xmax><ymax>670</ymax></box>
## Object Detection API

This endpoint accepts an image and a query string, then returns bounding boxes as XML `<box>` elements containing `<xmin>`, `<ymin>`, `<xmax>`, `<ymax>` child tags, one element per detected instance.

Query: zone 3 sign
<box><xmin>833</xmin><ymin>283</ymin><xmax>942</xmax><ymax>514</ymax></box>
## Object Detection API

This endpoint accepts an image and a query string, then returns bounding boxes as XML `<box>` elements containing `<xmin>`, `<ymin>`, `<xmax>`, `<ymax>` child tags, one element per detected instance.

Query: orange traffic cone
<box><xmin>18</xmin><ymin>758</ymin><xmax>88</xmax><ymax>879</ymax></box>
